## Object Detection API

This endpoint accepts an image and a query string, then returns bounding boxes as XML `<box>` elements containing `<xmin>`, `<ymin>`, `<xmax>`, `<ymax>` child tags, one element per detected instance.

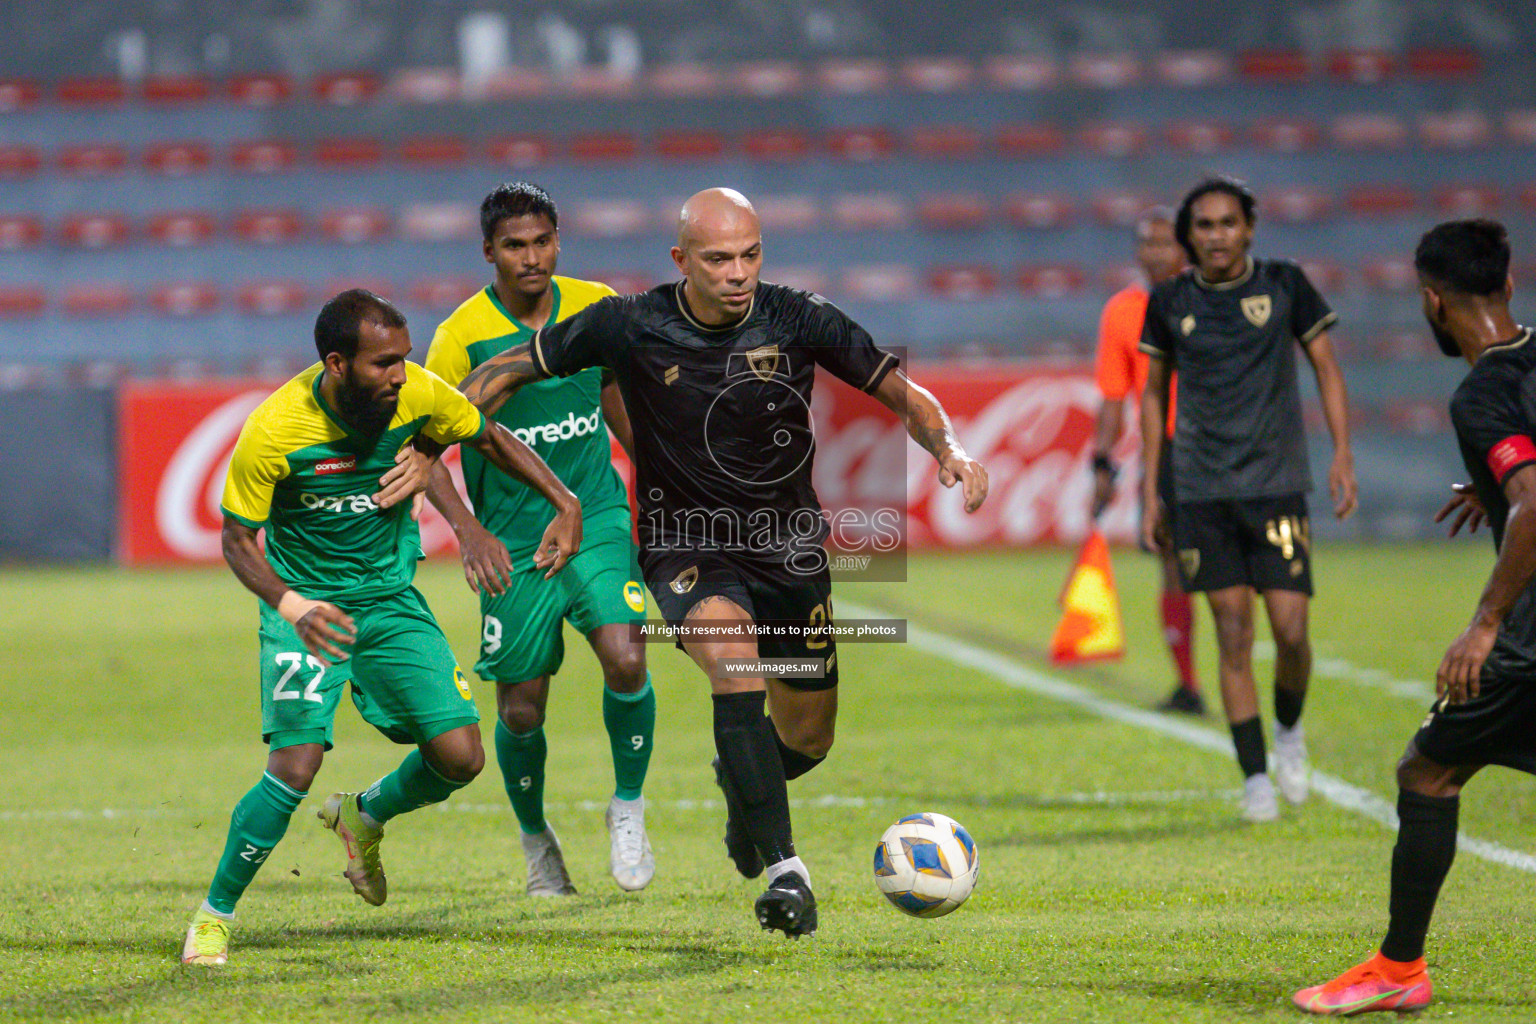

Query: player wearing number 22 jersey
<box><xmin>181</xmin><ymin>289</ymin><xmax>581</xmax><ymax>967</ymax></box>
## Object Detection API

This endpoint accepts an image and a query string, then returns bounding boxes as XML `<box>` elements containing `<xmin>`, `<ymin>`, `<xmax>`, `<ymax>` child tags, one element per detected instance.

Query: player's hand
<box><xmin>279</xmin><ymin>592</ymin><xmax>357</xmax><ymax>665</ymax></box>
<box><xmin>458</xmin><ymin>521</ymin><xmax>514</xmax><ymax>595</ymax></box>
<box><xmin>374</xmin><ymin>445</ymin><xmax>438</xmax><ymax>510</ymax></box>
<box><xmin>1140</xmin><ymin>501</ymin><xmax>1166</xmax><ymax>554</ymax></box>
<box><xmin>1090</xmin><ymin>467</ymin><xmax>1117</xmax><ymax>519</ymax></box>
<box><xmin>1434</xmin><ymin>482</ymin><xmax>1486</xmax><ymax>537</ymax></box>
<box><xmin>938</xmin><ymin>451</ymin><xmax>988</xmax><ymax>512</ymax></box>
<box><xmin>533</xmin><ymin>503</ymin><xmax>583</xmax><ymax>579</ymax></box>
<box><xmin>1436</xmin><ymin>618</ymin><xmax>1497</xmax><ymax>705</ymax></box>
<box><xmin>1329</xmin><ymin>450</ymin><xmax>1358</xmax><ymax>520</ymax></box>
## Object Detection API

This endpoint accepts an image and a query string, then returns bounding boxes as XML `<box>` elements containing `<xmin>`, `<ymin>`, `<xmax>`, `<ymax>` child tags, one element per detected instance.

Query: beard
<box><xmin>334</xmin><ymin>369</ymin><xmax>397</xmax><ymax>436</ymax></box>
<box><xmin>1429</xmin><ymin>320</ymin><xmax>1461</xmax><ymax>358</ymax></box>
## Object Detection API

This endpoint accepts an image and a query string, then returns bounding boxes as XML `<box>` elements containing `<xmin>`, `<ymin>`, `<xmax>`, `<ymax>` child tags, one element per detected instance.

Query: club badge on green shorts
<box><xmin>624</xmin><ymin>581</ymin><xmax>646</xmax><ymax>613</ymax></box>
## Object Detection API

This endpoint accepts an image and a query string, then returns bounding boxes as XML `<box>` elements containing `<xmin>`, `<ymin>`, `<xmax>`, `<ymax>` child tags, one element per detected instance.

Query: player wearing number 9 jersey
<box><xmin>181</xmin><ymin>289</ymin><xmax>581</xmax><ymax>967</ymax></box>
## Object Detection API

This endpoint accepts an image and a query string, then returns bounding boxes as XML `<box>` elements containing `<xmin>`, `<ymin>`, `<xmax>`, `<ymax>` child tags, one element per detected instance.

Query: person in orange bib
<box><xmin>1089</xmin><ymin>207</ymin><xmax>1203</xmax><ymax>714</ymax></box>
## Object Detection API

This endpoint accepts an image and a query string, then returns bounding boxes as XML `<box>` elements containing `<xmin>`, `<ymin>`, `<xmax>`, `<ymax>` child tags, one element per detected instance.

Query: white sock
<box><xmin>1244</xmin><ymin>774</ymin><xmax>1275</xmax><ymax>796</ymax></box>
<box><xmin>609</xmin><ymin>795</ymin><xmax>644</xmax><ymax>812</ymax></box>
<box><xmin>199</xmin><ymin>899</ymin><xmax>234</xmax><ymax>921</ymax></box>
<box><xmin>766</xmin><ymin>856</ymin><xmax>810</xmax><ymax>888</ymax></box>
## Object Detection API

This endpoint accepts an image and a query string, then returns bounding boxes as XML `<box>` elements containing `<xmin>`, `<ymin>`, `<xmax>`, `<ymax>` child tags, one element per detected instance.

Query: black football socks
<box><xmin>712</xmin><ymin>691</ymin><xmax>795</xmax><ymax>866</ymax></box>
<box><xmin>1230</xmin><ymin>715</ymin><xmax>1268</xmax><ymax>778</ymax></box>
<box><xmin>774</xmin><ymin>732</ymin><xmax>826</xmax><ymax>781</ymax></box>
<box><xmin>1274</xmin><ymin>684</ymin><xmax>1306</xmax><ymax>730</ymax></box>
<box><xmin>1380</xmin><ymin>789</ymin><xmax>1459</xmax><ymax>963</ymax></box>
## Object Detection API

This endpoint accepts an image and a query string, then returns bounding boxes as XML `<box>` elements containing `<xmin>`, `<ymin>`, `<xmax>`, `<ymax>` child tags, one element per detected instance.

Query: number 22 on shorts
<box><xmin>273</xmin><ymin>652</ymin><xmax>326</xmax><ymax>703</ymax></box>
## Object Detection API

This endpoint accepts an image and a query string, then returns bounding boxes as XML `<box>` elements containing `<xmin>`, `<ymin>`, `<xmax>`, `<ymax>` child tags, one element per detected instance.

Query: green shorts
<box><xmin>477</xmin><ymin>531</ymin><xmax>646</xmax><ymax>683</ymax></box>
<box><xmin>258</xmin><ymin>586</ymin><xmax>479</xmax><ymax>751</ymax></box>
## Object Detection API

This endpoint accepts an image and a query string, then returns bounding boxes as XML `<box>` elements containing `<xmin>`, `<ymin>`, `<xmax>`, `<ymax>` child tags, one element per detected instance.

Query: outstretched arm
<box><xmin>1302</xmin><ymin>331</ymin><xmax>1358</xmax><ymax>520</ymax></box>
<box><xmin>425</xmin><ymin>461</ymin><xmax>513</xmax><ymax>595</ymax></box>
<box><xmin>463</xmin><ymin>422</ymin><xmax>582</xmax><ymax>577</ymax></box>
<box><xmin>459</xmin><ymin>341</ymin><xmax>549</xmax><ymax>417</ymax></box>
<box><xmin>221</xmin><ymin>518</ymin><xmax>356</xmax><ymax>664</ymax></box>
<box><xmin>871</xmin><ymin>368</ymin><xmax>988</xmax><ymax>512</ymax></box>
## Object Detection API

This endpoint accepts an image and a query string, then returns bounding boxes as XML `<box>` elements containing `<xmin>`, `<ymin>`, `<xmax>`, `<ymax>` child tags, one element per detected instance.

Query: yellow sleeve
<box><xmin>419</xmin><ymin>368</ymin><xmax>487</xmax><ymax>446</ymax></box>
<box><xmin>424</xmin><ymin>322</ymin><xmax>472</xmax><ymax>387</ymax></box>
<box><xmin>220</xmin><ymin>418</ymin><xmax>289</xmax><ymax>527</ymax></box>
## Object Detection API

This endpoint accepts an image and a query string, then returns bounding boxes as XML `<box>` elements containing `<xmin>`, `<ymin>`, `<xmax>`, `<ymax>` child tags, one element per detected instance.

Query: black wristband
<box><xmin>1091</xmin><ymin>453</ymin><xmax>1117</xmax><ymax>475</ymax></box>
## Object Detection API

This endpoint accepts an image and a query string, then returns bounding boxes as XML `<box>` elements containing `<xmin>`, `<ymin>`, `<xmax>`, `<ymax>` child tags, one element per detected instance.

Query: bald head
<box><xmin>677</xmin><ymin>188</ymin><xmax>759</xmax><ymax>251</ymax></box>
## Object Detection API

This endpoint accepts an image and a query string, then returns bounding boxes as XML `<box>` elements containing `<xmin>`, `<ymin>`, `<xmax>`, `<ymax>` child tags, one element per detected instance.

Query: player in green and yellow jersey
<box><xmin>181</xmin><ymin>289</ymin><xmax>582</xmax><ymax>966</ymax></box>
<box><xmin>424</xmin><ymin>182</ymin><xmax>656</xmax><ymax>895</ymax></box>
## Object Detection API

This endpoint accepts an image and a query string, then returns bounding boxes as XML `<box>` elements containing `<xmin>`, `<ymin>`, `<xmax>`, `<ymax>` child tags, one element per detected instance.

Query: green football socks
<box><xmin>358</xmin><ymin>748</ymin><xmax>468</xmax><ymax>825</ymax></box>
<box><xmin>206</xmin><ymin>771</ymin><xmax>306</xmax><ymax>915</ymax></box>
<box><xmin>604</xmin><ymin>675</ymin><xmax>656</xmax><ymax>801</ymax></box>
<box><xmin>494</xmin><ymin>720</ymin><xmax>549</xmax><ymax>834</ymax></box>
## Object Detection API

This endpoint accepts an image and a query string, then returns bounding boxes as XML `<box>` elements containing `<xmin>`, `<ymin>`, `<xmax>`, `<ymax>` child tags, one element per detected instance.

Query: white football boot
<box><xmin>1240</xmin><ymin>774</ymin><xmax>1280</xmax><ymax>823</ymax></box>
<box><xmin>1274</xmin><ymin>722</ymin><xmax>1311</xmax><ymax>805</ymax></box>
<box><xmin>521</xmin><ymin>825</ymin><xmax>577</xmax><ymax>896</ymax></box>
<box><xmin>605</xmin><ymin>796</ymin><xmax>656</xmax><ymax>892</ymax></box>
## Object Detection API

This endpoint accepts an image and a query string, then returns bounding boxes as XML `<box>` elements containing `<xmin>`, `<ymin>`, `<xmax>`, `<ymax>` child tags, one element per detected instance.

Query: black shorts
<box><xmin>1172</xmin><ymin>492</ymin><xmax>1312</xmax><ymax>594</ymax></box>
<box><xmin>1413</xmin><ymin>672</ymin><xmax>1536</xmax><ymax>774</ymax></box>
<box><xmin>642</xmin><ymin>549</ymin><xmax>838</xmax><ymax>692</ymax></box>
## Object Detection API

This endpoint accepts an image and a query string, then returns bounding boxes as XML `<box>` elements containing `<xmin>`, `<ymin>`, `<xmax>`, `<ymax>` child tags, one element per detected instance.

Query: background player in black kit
<box><xmin>1139</xmin><ymin>177</ymin><xmax>1359</xmax><ymax>823</ymax></box>
<box><xmin>458</xmin><ymin>188</ymin><xmax>989</xmax><ymax>936</ymax></box>
<box><xmin>1294</xmin><ymin>220</ymin><xmax>1536</xmax><ymax>1016</ymax></box>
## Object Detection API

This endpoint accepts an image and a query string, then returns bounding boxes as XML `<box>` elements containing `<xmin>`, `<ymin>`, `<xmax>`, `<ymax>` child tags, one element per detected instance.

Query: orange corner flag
<box><xmin>1049</xmin><ymin>528</ymin><xmax>1125</xmax><ymax>664</ymax></box>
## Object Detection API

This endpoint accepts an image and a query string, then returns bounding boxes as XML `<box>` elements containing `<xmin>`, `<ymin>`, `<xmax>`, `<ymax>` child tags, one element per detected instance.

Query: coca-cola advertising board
<box><xmin>118</xmin><ymin>365</ymin><xmax>1142</xmax><ymax>565</ymax></box>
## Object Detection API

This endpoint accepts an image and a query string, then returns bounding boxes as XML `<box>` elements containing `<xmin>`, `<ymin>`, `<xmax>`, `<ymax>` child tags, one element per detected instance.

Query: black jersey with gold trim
<box><xmin>531</xmin><ymin>281</ymin><xmax>898</xmax><ymax>576</ymax></box>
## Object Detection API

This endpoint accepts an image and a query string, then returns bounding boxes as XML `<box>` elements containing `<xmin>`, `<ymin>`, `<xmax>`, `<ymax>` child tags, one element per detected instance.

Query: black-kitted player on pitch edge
<box><xmin>457</xmin><ymin>187</ymin><xmax>989</xmax><ymax>937</ymax></box>
<box><xmin>1295</xmin><ymin>220</ymin><xmax>1536</xmax><ymax>1016</ymax></box>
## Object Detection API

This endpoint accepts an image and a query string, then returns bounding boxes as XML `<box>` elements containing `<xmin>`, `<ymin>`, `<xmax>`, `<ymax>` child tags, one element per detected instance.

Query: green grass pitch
<box><xmin>2</xmin><ymin>543</ymin><xmax>1535</xmax><ymax>1022</ymax></box>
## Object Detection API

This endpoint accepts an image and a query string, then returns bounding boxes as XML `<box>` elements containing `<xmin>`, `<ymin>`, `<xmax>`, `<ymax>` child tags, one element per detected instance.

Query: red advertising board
<box><xmin>117</xmin><ymin>364</ymin><xmax>1141</xmax><ymax>564</ymax></box>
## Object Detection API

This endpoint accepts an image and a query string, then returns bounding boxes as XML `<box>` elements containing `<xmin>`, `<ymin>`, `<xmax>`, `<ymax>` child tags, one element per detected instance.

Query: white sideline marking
<box><xmin>842</xmin><ymin>601</ymin><xmax>1536</xmax><ymax>876</ymax></box>
<box><xmin>1253</xmin><ymin>640</ymin><xmax>1437</xmax><ymax>704</ymax></box>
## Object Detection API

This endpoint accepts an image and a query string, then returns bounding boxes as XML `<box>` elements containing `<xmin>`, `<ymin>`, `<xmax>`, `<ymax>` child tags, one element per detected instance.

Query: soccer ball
<box><xmin>872</xmin><ymin>812</ymin><xmax>980</xmax><ymax>918</ymax></box>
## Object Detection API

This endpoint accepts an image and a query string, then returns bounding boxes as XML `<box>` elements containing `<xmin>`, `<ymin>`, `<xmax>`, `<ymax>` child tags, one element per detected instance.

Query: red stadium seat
<box><xmin>322</xmin><ymin>276</ymin><xmax>394</xmax><ymax>300</ymax></box>
<box><xmin>1330</xmin><ymin>113</ymin><xmax>1408</xmax><ymax>149</ymax></box>
<box><xmin>1079</xmin><ymin>121</ymin><xmax>1147</xmax><ymax>157</ymax></box>
<box><xmin>831</xmin><ymin>194</ymin><xmax>910</xmax><ymax>231</ymax></box>
<box><xmin>1003</xmin><ymin>193</ymin><xmax>1076</xmax><ymax>230</ymax></box>
<box><xmin>1419</xmin><ymin>111</ymin><xmax>1491</xmax><ymax>149</ymax></box>
<box><xmin>743</xmin><ymin>129</ymin><xmax>811</xmax><ymax>161</ymax></box>
<box><xmin>55</xmin><ymin>77</ymin><xmax>125</xmax><ymax>104</ymax></box>
<box><xmin>1434</xmin><ymin>184</ymin><xmax>1501</xmax><ymax>217</ymax></box>
<box><xmin>389</xmin><ymin>68</ymin><xmax>460</xmax><ymax>103</ymax></box>
<box><xmin>817</xmin><ymin>59</ymin><xmax>891</xmax><ymax>95</ymax></box>
<box><xmin>589</xmin><ymin>272</ymin><xmax>654</xmax><ymax>294</ymax></box>
<box><xmin>567</xmin><ymin>67</ymin><xmax>636</xmax><ymax>99</ymax></box>
<box><xmin>569</xmin><ymin>200</ymin><xmax>651</xmax><ymax>237</ymax></box>
<box><xmin>908</xmin><ymin>126</ymin><xmax>983</xmax><ymax>159</ymax></box>
<box><xmin>1361</xmin><ymin>257</ymin><xmax>1418</xmax><ymax>292</ymax></box>
<box><xmin>1069</xmin><ymin>54</ymin><xmax>1141</xmax><ymax>89</ymax></box>
<box><xmin>229</xmin><ymin>139</ymin><xmax>298</xmax><ymax>174</ymax></box>
<box><xmin>1385</xmin><ymin>401</ymin><xmax>1449</xmax><ymax>435</ymax></box>
<box><xmin>754</xmin><ymin>195</ymin><xmax>820</xmax><ymax>232</ymax></box>
<box><xmin>237</xmin><ymin>281</ymin><xmax>308</xmax><ymax>316</ymax></box>
<box><xmin>1092</xmin><ymin>189</ymin><xmax>1155</xmax><ymax>226</ymax></box>
<box><xmin>0</xmin><ymin>145</ymin><xmax>41</xmax><ymax>177</ymax></box>
<box><xmin>984</xmin><ymin>55</ymin><xmax>1058</xmax><ymax>91</ymax></box>
<box><xmin>62</xmin><ymin>283</ymin><xmax>134</xmax><ymax>317</ymax></box>
<box><xmin>243</xmin><ymin>353</ymin><xmax>309</xmax><ymax>379</ymax></box>
<box><xmin>479</xmin><ymin>68</ymin><xmax>552</xmax><ymax>101</ymax></box>
<box><xmin>1237</xmin><ymin>50</ymin><xmax>1311</xmax><ymax>82</ymax></box>
<box><xmin>320</xmin><ymin>207</ymin><xmax>391</xmax><ymax>244</ymax></box>
<box><xmin>568</xmin><ymin>132</ymin><xmax>640</xmax><ymax>161</ymax></box>
<box><xmin>60</xmin><ymin>214</ymin><xmax>131</xmax><ymax>249</ymax></box>
<box><xmin>901</xmin><ymin>57</ymin><xmax>975</xmax><ymax>93</ymax></box>
<box><xmin>150</xmin><ymin>282</ymin><xmax>220</xmax><ymax>316</ymax></box>
<box><xmin>655</xmin><ymin>131</ymin><xmax>728</xmax><ymax>160</ymax></box>
<box><xmin>146</xmin><ymin>211</ymin><xmax>217</xmax><ymax>247</ymax></box>
<box><xmin>1152</xmin><ymin>50</ymin><xmax>1232</xmax><ymax>87</ymax></box>
<box><xmin>1100</xmin><ymin>265</ymin><xmax>1142</xmax><ymax>293</ymax></box>
<box><xmin>398</xmin><ymin>202</ymin><xmax>477</xmax><ymax>242</ymax></box>
<box><xmin>1327</xmin><ymin>50</ymin><xmax>1395</xmax><ymax>83</ymax></box>
<box><xmin>916</xmin><ymin>193</ymin><xmax>989</xmax><ymax>230</ymax></box>
<box><xmin>1518</xmin><ymin>185</ymin><xmax>1536</xmax><ymax>213</ymax></box>
<box><xmin>1345</xmin><ymin>185</ymin><xmax>1417</xmax><ymax>217</ymax></box>
<box><xmin>825</xmin><ymin>128</ymin><xmax>896</xmax><ymax>161</ymax></box>
<box><xmin>409</xmin><ymin>276</ymin><xmax>481</xmax><ymax>310</ymax></box>
<box><xmin>1373</xmin><ymin>330</ymin><xmax>1434</xmax><ymax>361</ymax></box>
<box><xmin>928</xmin><ymin>265</ymin><xmax>998</xmax><ymax>299</ymax></box>
<box><xmin>996</xmin><ymin>123</ymin><xmax>1067</xmax><ymax>157</ymax></box>
<box><xmin>648</xmin><ymin>63</ymin><xmax>723</xmax><ymax>98</ymax></box>
<box><xmin>1249</xmin><ymin>118</ymin><xmax>1321</xmax><ymax>152</ymax></box>
<box><xmin>143</xmin><ymin>142</ymin><xmax>212</xmax><ymax>176</ymax></box>
<box><xmin>1163</xmin><ymin>120</ymin><xmax>1233</xmax><ymax>154</ymax></box>
<box><xmin>231</xmin><ymin>209</ymin><xmax>305</xmax><ymax>244</ymax></box>
<box><xmin>1017</xmin><ymin>264</ymin><xmax>1087</xmax><ymax>297</ymax></box>
<box><xmin>0</xmin><ymin>215</ymin><xmax>42</xmax><ymax>251</ymax></box>
<box><xmin>398</xmin><ymin>135</ymin><xmax>469</xmax><ymax>166</ymax></box>
<box><xmin>771</xmin><ymin>266</ymin><xmax>830</xmax><ymax>294</ymax></box>
<box><xmin>1297</xmin><ymin>260</ymin><xmax>1347</xmax><ymax>294</ymax></box>
<box><xmin>142</xmin><ymin>76</ymin><xmax>211</xmax><ymax>104</ymax></box>
<box><xmin>0</xmin><ymin>79</ymin><xmax>40</xmax><ymax>112</ymax></box>
<box><xmin>733</xmin><ymin>62</ymin><xmax>803</xmax><ymax>98</ymax></box>
<box><xmin>313</xmin><ymin>73</ymin><xmax>381</xmax><ymax>105</ymax></box>
<box><xmin>58</xmin><ymin>143</ymin><xmax>127</xmax><ymax>176</ymax></box>
<box><xmin>1405</xmin><ymin>48</ymin><xmax>1483</xmax><ymax>79</ymax></box>
<box><xmin>487</xmin><ymin>135</ymin><xmax>553</xmax><ymax>167</ymax></box>
<box><xmin>227</xmin><ymin>74</ymin><xmax>293</xmax><ymax>106</ymax></box>
<box><xmin>1266</xmin><ymin>186</ymin><xmax>1334</xmax><ymax>224</ymax></box>
<box><xmin>842</xmin><ymin>265</ymin><xmax>918</xmax><ymax>301</ymax></box>
<box><xmin>1505</xmin><ymin>110</ymin><xmax>1536</xmax><ymax>146</ymax></box>
<box><xmin>313</xmin><ymin>137</ymin><xmax>383</xmax><ymax>169</ymax></box>
<box><xmin>0</xmin><ymin>287</ymin><xmax>45</xmax><ymax>317</ymax></box>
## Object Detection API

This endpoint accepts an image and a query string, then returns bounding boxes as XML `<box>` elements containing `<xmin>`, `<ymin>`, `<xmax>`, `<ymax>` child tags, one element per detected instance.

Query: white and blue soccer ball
<box><xmin>872</xmin><ymin>812</ymin><xmax>980</xmax><ymax>918</ymax></box>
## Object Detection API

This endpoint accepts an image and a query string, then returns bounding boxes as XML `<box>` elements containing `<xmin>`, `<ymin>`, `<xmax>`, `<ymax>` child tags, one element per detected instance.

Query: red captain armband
<box><xmin>1488</xmin><ymin>435</ymin><xmax>1536</xmax><ymax>483</ymax></box>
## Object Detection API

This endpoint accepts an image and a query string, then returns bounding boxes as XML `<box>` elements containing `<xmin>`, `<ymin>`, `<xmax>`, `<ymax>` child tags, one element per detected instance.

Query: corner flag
<box><xmin>1049</xmin><ymin>528</ymin><xmax>1125</xmax><ymax>664</ymax></box>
